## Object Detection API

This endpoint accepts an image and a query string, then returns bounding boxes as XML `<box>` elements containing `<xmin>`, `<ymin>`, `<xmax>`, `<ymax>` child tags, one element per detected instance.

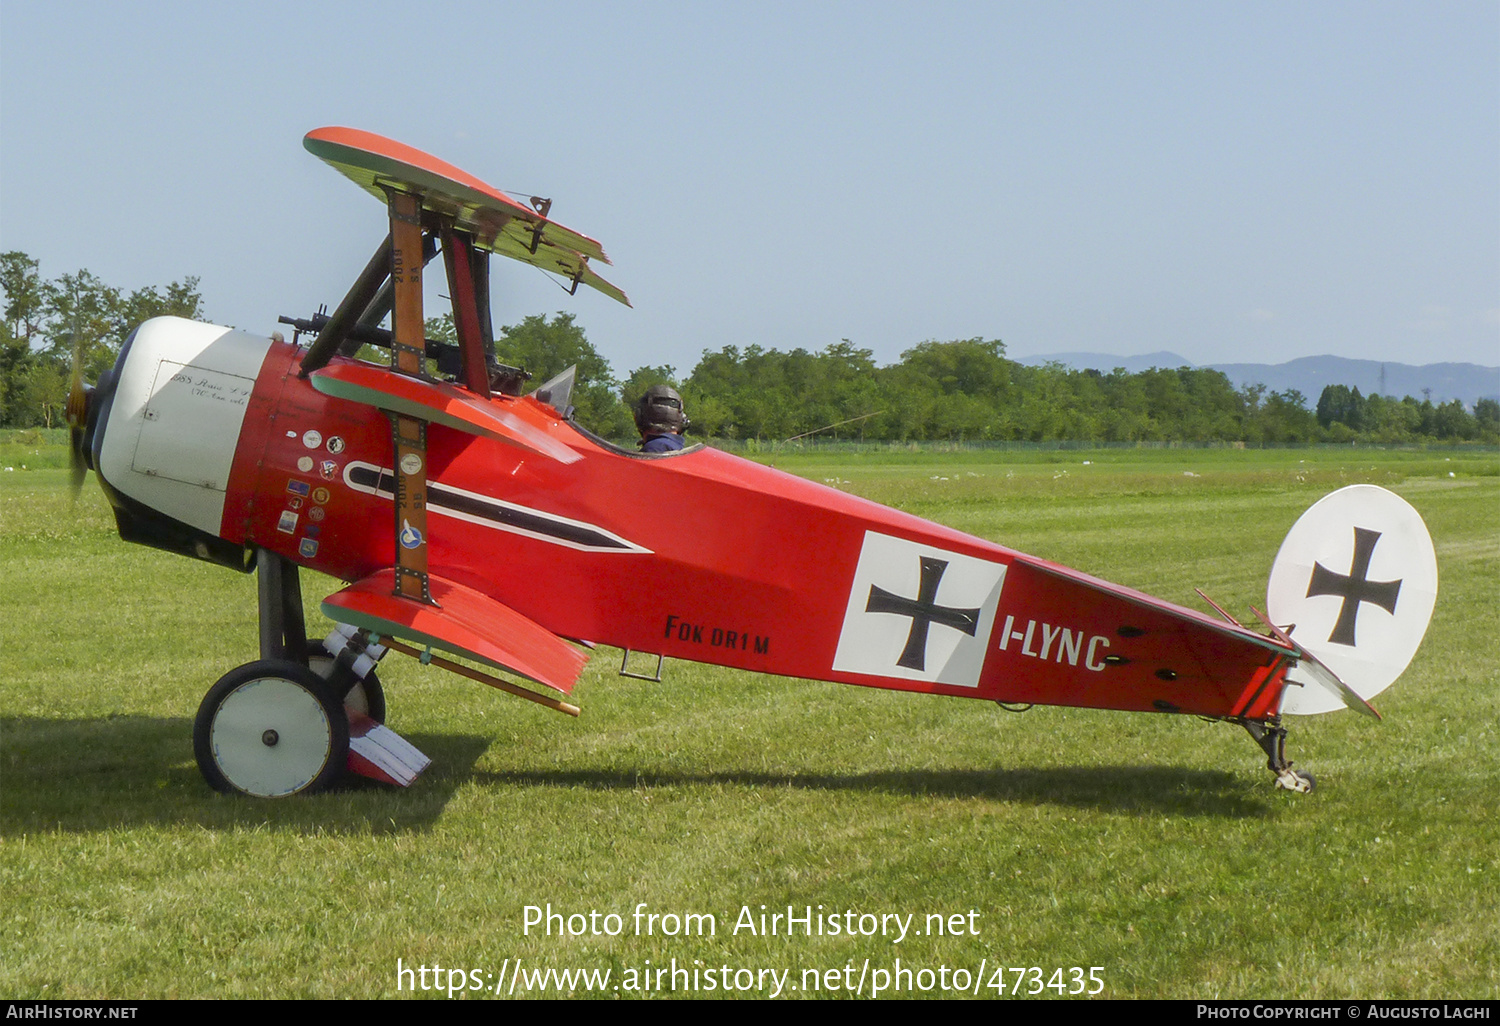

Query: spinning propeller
<box><xmin>64</xmin><ymin>339</ymin><xmax>93</xmax><ymax>499</ymax></box>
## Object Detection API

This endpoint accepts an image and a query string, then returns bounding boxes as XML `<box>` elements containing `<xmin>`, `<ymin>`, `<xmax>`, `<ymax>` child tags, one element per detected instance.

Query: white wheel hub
<box><xmin>210</xmin><ymin>677</ymin><xmax>335</xmax><ymax>797</ymax></box>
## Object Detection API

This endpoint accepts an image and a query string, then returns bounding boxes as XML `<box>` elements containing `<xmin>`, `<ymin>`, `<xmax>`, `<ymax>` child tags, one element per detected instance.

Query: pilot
<box><xmin>635</xmin><ymin>384</ymin><xmax>689</xmax><ymax>453</ymax></box>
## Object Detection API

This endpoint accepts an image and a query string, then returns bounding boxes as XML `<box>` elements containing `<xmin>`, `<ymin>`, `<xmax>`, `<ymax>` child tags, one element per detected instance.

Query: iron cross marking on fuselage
<box><xmin>865</xmin><ymin>556</ymin><xmax>981</xmax><ymax>671</ymax></box>
<box><xmin>1306</xmin><ymin>526</ymin><xmax>1402</xmax><ymax>647</ymax></box>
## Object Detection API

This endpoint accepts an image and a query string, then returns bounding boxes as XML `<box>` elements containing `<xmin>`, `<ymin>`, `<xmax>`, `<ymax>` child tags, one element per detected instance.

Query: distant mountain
<box><xmin>1209</xmin><ymin>357</ymin><xmax>1498</xmax><ymax>408</ymax></box>
<box><xmin>1016</xmin><ymin>352</ymin><xmax>1500</xmax><ymax>407</ymax></box>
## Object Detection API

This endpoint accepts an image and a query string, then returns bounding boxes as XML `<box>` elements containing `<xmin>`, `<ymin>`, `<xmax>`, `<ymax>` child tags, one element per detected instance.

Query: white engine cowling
<box><xmin>95</xmin><ymin>316</ymin><xmax>274</xmax><ymax>539</ymax></box>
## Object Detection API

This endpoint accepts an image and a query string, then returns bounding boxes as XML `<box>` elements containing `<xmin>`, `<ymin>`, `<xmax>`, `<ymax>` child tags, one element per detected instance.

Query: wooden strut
<box><xmin>390</xmin><ymin>412</ymin><xmax>433</xmax><ymax>603</ymax></box>
<box><xmin>439</xmin><ymin>223</ymin><xmax>491</xmax><ymax>398</ymax></box>
<box><xmin>386</xmin><ymin>188</ymin><xmax>437</xmax><ymax>606</ymax></box>
<box><xmin>377</xmin><ymin>636</ymin><xmax>581</xmax><ymax>717</ymax></box>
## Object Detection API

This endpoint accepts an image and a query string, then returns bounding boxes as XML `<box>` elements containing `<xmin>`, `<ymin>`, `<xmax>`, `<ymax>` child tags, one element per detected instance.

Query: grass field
<box><xmin>2</xmin><ymin>445</ymin><xmax>1496</xmax><ymax>999</ymax></box>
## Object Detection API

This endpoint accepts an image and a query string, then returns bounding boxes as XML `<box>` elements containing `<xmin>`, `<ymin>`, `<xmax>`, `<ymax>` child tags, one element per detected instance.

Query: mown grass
<box><xmin>1</xmin><ymin>447</ymin><xmax>1495</xmax><ymax>999</ymax></box>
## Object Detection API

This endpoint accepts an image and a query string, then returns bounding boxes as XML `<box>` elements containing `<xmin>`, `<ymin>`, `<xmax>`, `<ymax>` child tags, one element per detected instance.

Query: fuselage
<box><xmin>89</xmin><ymin>317</ymin><xmax>1292</xmax><ymax>718</ymax></box>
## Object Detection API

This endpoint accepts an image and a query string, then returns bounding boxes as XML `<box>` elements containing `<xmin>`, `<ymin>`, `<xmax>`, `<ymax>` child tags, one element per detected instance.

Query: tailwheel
<box><xmin>194</xmin><ymin>660</ymin><xmax>349</xmax><ymax>797</ymax></box>
<box><xmin>1276</xmin><ymin>769</ymin><xmax>1316</xmax><ymax>794</ymax></box>
<box><xmin>1238</xmin><ymin>716</ymin><xmax>1316</xmax><ymax>794</ymax></box>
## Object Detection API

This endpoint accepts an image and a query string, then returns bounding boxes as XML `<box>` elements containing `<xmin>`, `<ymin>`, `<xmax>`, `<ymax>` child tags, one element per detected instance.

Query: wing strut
<box><xmin>346</xmin><ymin>232</ymin><xmax>439</xmax><ymax>356</ymax></box>
<box><xmin>385</xmin><ymin>188</ymin><xmax>437</xmax><ymax>606</ymax></box>
<box><xmin>300</xmin><ymin>232</ymin><xmax>391</xmax><ymax>376</ymax></box>
<box><xmin>440</xmin><ymin>224</ymin><xmax>491</xmax><ymax>399</ymax></box>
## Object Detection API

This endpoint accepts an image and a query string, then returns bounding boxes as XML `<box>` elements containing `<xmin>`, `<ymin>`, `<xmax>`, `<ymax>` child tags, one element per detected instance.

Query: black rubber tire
<box><xmin>303</xmin><ymin>640</ymin><xmax>386</xmax><ymax>724</ymax></box>
<box><xmin>193</xmin><ymin>660</ymin><xmax>350</xmax><ymax>797</ymax></box>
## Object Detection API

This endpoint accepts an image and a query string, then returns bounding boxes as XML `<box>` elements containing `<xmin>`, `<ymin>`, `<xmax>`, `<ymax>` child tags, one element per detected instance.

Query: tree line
<box><xmin>668</xmin><ymin>339</ymin><xmax>1498</xmax><ymax>445</ymax></box>
<box><xmin>5</xmin><ymin>251</ymin><xmax>1495</xmax><ymax>444</ymax></box>
<box><xmin>415</xmin><ymin>314</ymin><xmax>1500</xmax><ymax>445</ymax></box>
<box><xmin>1</xmin><ymin>252</ymin><xmax>204</xmax><ymax>428</ymax></box>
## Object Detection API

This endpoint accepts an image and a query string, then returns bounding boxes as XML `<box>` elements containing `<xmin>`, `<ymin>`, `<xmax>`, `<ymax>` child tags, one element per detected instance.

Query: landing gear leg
<box><xmin>256</xmin><ymin>547</ymin><xmax>307</xmax><ymax>662</ymax></box>
<box><xmin>253</xmin><ymin>546</ymin><xmax>391</xmax><ymax>718</ymax></box>
<box><xmin>306</xmin><ymin>631</ymin><xmax>387</xmax><ymax>723</ymax></box>
<box><xmin>1239</xmin><ymin>717</ymin><xmax>1315</xmax><ymax>793</ymax></box>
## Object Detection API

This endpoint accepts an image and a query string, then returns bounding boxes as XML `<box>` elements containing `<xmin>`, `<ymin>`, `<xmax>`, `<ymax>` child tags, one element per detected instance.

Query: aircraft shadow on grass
<box><xmin>2</xmin><ymin>715</ymin><xmax>1271</xmax><ymax>831</ymax></box>
<box><xmin>0</xmin><ymin>715</ymin><xmax>486</xmax><ymax>835</ymax></box>
<box><xmin>473</xmin><ymin>766</ymin><xmax>1272</xmax><ymax>819</ymax></box>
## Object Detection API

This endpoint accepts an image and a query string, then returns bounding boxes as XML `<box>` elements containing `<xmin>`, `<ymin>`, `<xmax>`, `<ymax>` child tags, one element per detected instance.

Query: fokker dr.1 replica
<box><xmin>64</xmin><ymin>127</ymin><xmax>1438</xmax><ymax>798</ymax></box>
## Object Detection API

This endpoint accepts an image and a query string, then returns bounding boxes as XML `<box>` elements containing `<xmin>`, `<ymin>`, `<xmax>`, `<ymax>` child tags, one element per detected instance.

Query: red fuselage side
<box><xmin>221</xmin><ymin>342</ymin><xmax>1287</xmax><ymax>718</ymax></box>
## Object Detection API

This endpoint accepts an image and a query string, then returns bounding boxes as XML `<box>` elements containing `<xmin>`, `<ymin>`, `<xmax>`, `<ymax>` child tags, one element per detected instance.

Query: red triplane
<box><xmin>66</xmin><ymin>128</ymin><xmax>1437</xmax><ymax>797</ymax></box>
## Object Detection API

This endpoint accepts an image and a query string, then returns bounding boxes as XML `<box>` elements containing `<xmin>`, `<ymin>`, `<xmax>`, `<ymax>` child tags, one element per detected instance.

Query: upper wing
<box><xmin>304</xmin><ymin>126</ymin><xmax>630</xmax><ymax>307</ymax></box>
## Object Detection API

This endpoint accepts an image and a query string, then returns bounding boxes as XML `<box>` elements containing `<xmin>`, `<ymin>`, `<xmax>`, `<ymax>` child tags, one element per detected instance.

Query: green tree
<box><xmin>423</xmin><ymin>314</ymin><xmax>457</xmax><ymax>346</ymax></box>
<box><xmin>899</xmin><ymin>338</ymin><xmax>1009</xmax><ymax>399</ymax></box>
<box><xmin>1432</xmin><ymin>398</ymin><xmax>1477</xmax><ymax>440</ymax></box>
<box><xmin>14</xmin><ymin>359</ymin><xmax>68</xmax><ymax>428</ymax></box>
<box><xmin>1</xmin><ymin>253</ymin><xmax>45</xmax><ymax>426</ymax></box>
<box><xmin>0</xmin><ymin>320</ymin><xmax>31</xmax><ymax>426</ymax></box>
<box><xmin>1097</xmin><ymin>369</ymin><xmax>1150</xmax><ymax>441</ymax></box>
<box><xmin>496</xmin><ymin>312</ymin><xmax>629</xmax><ymax>437</ymax></box>
<box><xmin>116</xmin><ymin>278</ymin><xmax>205</xmax><ymax>339</ymax></box>
<box><xmin>1474</xmin><ymin>398</ymin><xmax>1500</xmax><ymax>440</ymax></box>
<box><xmin>1363</xmin><ymin>393</ymin><xmax>1420</xmax><ymax>442</ymax></box>
<box><xmin>0</xmin><ymin>254</ymin><xmax>210</xmax><ymax>426</ymax></box>
<box><xmin>1</xmin><ymin>252</ymin><xmax>44</xmax><ymax>343</ymax></box>
<box><xmin>1261</xmin><ymin>390</ymin><xmax>1316</xmax><ymax>442</ymax></box>
<box><xmin>1316</xmin><ymin>384</ymin><xmax>1366</xmax><ymax>432</ymax></box>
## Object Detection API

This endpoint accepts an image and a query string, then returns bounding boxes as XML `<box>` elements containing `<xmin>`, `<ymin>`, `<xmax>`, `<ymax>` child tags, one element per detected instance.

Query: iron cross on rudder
<box><xmin>1305</xmin><ymin>527</ymin><xmax>1402</xmax><ymax>647</ymax></box>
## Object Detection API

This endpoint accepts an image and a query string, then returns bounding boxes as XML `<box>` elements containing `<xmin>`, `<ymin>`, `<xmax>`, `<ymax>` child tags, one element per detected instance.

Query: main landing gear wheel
<box><xmin>193</xmin><ymin>660</ymin><xmax>350</xmax><ymax>797</ymax></box>
<box><xmin>304</xmin><ymin>641</ymin><xmax>386</xmax><ymax>723</ymax></box>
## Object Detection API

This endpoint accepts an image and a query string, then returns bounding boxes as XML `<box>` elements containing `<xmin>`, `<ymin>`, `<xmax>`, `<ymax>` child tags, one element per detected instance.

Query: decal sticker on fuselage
<box><xmin>832</xmin><ymin>531</ymin><xmax>1006</xmax><ymax>688</ymax></box>
<box><xmin>343</xmin><ymin>461</ymin><xmax>651</xmax><ymax>555</ymax></box>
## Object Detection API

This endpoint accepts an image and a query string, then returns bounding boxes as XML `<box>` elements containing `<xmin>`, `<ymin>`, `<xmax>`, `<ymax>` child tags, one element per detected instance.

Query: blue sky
<box><xmin>2</xmin><ymin>2</ymin><xmax>1496</xmax><ymax>377</ymax></box>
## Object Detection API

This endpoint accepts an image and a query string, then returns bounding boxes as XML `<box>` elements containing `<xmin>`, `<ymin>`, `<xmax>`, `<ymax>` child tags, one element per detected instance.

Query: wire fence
<box><xmin>5</xmin><ymin>428</ymin><xmax>1495</xmax><ymax>458</ymax></box>
<box><xmin>700</xmin><ymin>436</ymin><xmax>1500</xmax><ymax>456</ymax></box>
